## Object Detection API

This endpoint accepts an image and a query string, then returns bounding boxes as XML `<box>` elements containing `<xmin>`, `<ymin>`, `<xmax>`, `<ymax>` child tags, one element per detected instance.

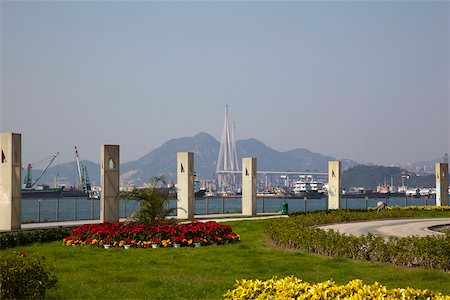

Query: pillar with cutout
<box><xmin>100</xmin><ymin>144</ymin><xmax>120</xmax><ymax>223</ymax></box>
<box><xmin>436</xmin><ymin>163</ymin><xmax>449</xmax><ymax>206</ymax></box>
<box><xmin>242</xmin><ymin>157</ymin><xmax>256</xmax><ymax>216</ymax></box>
<box><xmin>327</xmin><ymin>160</ymin><xmax>341</xmax><ymax>210</ymax></box>
<box><xmin>0</xmin><ymin>133</ymin><xmax>21</xmax><ymax>231</ymax></box>
<box><xmin>177</xmin><ymin>152</ymin><xmax>194</xmax><ymax>220</ymax></box>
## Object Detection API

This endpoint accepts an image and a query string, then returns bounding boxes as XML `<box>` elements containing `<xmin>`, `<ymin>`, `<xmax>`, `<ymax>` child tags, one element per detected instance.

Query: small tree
<box><xmin>117</xmin><ymin>176</ymin><xmax>178</xmax><ymax>225</ymax></box>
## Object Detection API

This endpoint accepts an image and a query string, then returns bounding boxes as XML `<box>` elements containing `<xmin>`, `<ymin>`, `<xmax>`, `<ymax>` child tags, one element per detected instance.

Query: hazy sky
<box><xmin>1</xmin><ymin>1</ymin><xmax>449</xmax><ymax>167</ymax></box>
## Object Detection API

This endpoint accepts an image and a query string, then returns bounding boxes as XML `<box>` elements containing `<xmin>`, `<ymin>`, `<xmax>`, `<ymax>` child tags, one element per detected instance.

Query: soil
<box><xmin>429</xmin><ymin>224</ymin><xmax>450</xmax><ymax>233</ymax></box>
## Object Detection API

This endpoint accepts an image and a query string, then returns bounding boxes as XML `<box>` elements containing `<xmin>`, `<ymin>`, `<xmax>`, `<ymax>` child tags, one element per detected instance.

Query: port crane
<box><xmin>74</xmin><ymin>146</ymin><xmax>92</xmax><ymax>194</ymax></box>
<box><xmin>23</xmin><ymin>152</ymin><xmax>59</xmax><ymax>188</ymax></box>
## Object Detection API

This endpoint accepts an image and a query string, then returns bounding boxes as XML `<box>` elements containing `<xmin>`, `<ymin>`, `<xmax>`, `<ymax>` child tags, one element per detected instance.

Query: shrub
<box><xmin>266</xmin><ymin>209</ymin><xmax>450</xmax><ymax>271</ymax></box>
<box><xmin>0</xmin><ymin>227</ymin><xmax>73</xmax><ymax>249</ymax></box>
<box><xmin>0</xmin><ymin>252</ymin><xmax>57</xmax><ymax>299</ymax></box>
<box><xmin>224</xmin><ymin>276</ymin><xmax>450</xmax><ymax>299</ymax></box>
<box><xmin>116</xmin><ymin>175</ymin><xmax>177</xmax><ymax>225</ymax></box>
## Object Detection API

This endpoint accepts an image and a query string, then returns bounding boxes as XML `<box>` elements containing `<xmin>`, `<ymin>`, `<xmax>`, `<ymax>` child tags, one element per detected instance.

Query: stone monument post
<box><xmin>0</xmin><ymin>133</ymin><xmax>21</xmax><ymax>231</ymax></box>
<box><xmin>242</xmin><ymin>157</ymin><xmax>257</xmax><ymax>216</ymax></box>
<box><xmin>327</xmin><ymin>160</ymin><xmax>341</xmax><ymax>210</ymax></box>
<box><xmin>100</xmin><ymin>145</ymin><xmax>120</xmax><ymax>223</ymax></box>
<box><xmin>436</xmin><ymin>163</ymin><xmax>449</xmax><ymax>206</ymax></box>
<box><xmin>177</xmin><ymin>152</ymin><xmax>194</xmax><ymax>220</ymax></box>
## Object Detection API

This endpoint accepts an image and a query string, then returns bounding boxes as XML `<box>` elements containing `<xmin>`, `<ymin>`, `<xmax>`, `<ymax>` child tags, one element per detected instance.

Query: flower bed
<box><xmin>224</xmin><ymin>276</ymin><xmax>450</xmax><ymax>299</ymax></box>
<box><xmin>63</xmin><ymin>221</ymin><xmax>240</xmax><ymax>248</ymax></box>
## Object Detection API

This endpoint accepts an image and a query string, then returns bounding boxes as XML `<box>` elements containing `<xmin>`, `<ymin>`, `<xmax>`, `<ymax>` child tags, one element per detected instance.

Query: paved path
<box><xmin>318</xmin><ymin>218</ymin><xmax>450</xmax><ymax>238</ymax></box>
<box><xmin>19</xmin><ymin>213</ymin><xmax>287</xmax><ymax>231</ymax></box>
<box><xmin>16</xmin><ymin>216</ymin><xmax>450</xmax><ymax>239</ymax></box>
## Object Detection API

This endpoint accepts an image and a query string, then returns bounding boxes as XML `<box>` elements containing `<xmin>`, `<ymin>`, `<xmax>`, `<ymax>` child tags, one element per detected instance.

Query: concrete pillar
<box><xmin>100</xmin><ymin>145</ymin><xmax>120</xmax><ymax>223</ymax></box>
<box><xmin>177</xmin><ymin>152</ymin><xmax>194</xmax><ymax>220</ymax></box>
<box><xmin>0</xmin><ymin>133</ymin><xmax>21</xmax><ymax>231</ymax></box>
<box><xmin>436</xmin><ymin>163</ymin><xmax>449</xmax><ymax>206</ymax></box>
<box><xmin>242</xmin><ymin>157</ymin><xmax>257</xmax><ymax>216</ymax></box>
<box><xmin>327</xmin><ymin>160</ymin><xmax>341</xmax><ymax>210</ymax></box>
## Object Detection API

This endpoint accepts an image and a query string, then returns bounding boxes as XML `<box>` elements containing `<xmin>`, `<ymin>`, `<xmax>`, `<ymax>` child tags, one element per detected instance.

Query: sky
<box><xmin>1</xmin><ymin>1</ymin><xmax>449</xmax><ymax>168</ymax></box>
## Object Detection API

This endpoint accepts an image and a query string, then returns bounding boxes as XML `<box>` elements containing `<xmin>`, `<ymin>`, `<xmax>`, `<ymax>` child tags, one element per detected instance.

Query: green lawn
<box><xmin>2</xmin><ymin>218</ymin><xmax>450</xmax><ymax>299</ymax></box>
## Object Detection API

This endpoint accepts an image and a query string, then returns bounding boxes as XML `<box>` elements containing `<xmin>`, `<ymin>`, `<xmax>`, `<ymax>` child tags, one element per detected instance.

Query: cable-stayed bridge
<box><xmin>215</xmin><ymin>105</ymin><xmax>240</xmax><ymax>189</ymax></box>
<box><xmin>215</xmin><ymin>106</ymin><xmax>327</xmax><ymax>192</ymax></box>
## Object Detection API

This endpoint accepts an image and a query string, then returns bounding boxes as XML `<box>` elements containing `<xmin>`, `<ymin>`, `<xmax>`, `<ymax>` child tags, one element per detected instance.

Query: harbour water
<box><xmin>21</xmin><ymin>196</ymin><xmax>437</xmax><ymax>224</ymax></box>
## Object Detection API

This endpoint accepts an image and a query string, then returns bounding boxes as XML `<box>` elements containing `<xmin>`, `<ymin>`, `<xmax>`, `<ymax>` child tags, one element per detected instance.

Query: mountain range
<box><xmin>27</xmin><ymin>132</ymin><xmax>359</xmax><ymax>187</ymax></box>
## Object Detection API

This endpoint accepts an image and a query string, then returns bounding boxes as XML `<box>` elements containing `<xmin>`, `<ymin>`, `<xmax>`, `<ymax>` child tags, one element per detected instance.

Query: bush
<box><xmin>224</xmin><ymin>276</ymin><xmax>450</xmax><ymax>299</ymax></box>
<box><xmin>266</xmin><ymin>209</ymin><xmax>450</xmax><ymax>271</ymax></box>
<box><xmin>116</xmin><ymin>175</ymin><xmax>177</xmax><ymax>225</ymax></box>
<box><xmin>0</xmin><ymin>227</ymin><xmax>73</xmax><ymax>249</ymax></box>
<box><xmin>0</xmin><ymin>253</ymin><xmax>57</xmax><ymax>299</ymax></box>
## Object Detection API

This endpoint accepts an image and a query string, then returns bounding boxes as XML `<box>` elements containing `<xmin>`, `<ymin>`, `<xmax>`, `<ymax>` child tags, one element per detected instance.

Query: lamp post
<box><xmin>402</xmin><ymin>175</ymin><xmax>410</xmax><ymax>206</ymax></box>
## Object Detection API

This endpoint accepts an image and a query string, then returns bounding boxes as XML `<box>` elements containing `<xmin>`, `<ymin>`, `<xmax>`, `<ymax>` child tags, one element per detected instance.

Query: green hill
<box><xmin>342</xmin><ymin>165</ymin><xmax>438</xmax><ymax>189</ymax></box>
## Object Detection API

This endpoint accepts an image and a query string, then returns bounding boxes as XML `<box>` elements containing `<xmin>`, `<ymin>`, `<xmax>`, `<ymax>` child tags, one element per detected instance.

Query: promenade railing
<box><xmin>21</xmin><ymin>196</ymin><xmax>437</xmax><ymax>224</ymax></box>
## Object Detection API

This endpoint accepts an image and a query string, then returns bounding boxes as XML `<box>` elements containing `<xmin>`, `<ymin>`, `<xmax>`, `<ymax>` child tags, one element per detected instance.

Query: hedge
<box><xmin>266</xmin><ymin>208</ymin><xmax>450</xmax><ymax>271</ymax></box>
<box><xmin>0</xmin><ymin>227</ymin><xmax>73</xmax><ymax>249</ymax></box>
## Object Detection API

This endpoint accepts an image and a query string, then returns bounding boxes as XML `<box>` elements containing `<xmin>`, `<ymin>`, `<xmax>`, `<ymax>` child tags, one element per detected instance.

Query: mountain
<box><xmin>342</xmin><ymin>165</ymin><xmax>404</xmax><ymax>190</ymax></box>
<box><xmin>120</xmin><ymin>133</ymin><xmax>358</xmax><ymax>186</ymax></box>
<box><xmin>237</xmin><ymin>138</ymin><xmax>347</xmax><ymax>173</ymax></box>
<box><xmin>341</xmin><ymin>165</ymin><xmax>439</xmax><ymax>190</ymax></box>
<box><xmin>120</xmin><ymin>132</ymin><xmax>219</xmax><ymax>185</ymax></box>
<box><xmin>26</xmin><ymin>132</ymin><xmax>358</xmax><ymax>187</ymax></box>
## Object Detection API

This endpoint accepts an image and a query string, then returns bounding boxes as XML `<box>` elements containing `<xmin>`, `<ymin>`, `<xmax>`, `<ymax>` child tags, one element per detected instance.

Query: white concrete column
<box><xmin>100</xmin><ymin>145</ymin><xmax>120</xmax><ymax>223</ymax></box>
<box><xmin>242</xmin><ymin>157</ymin><xmax>257</xmax><ymax>216</ymax></box>
<box><xmin>177</xmin><ymin>152</ymin><xmax>194</xmax><ymax>220</ymax></box>
<box><xmin>328</xmin><ymin>160</ymin><xmax>341</xmax><ymax>210</ymax></box>
<box><xmin>0</xmin><ymin>133</ymin><xmax>21</xmax><ymax>231</ymax></box>
<box><xmin>436</xmin><ymin>163</ymin><xmax>448</xmax><ymax>206</ymax></box>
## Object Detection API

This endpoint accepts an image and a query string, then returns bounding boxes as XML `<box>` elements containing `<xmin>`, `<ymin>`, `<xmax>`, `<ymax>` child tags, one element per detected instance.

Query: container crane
<box><xmin>74</xmin><ymin>146</ymin><xmax>92</xmax><ymax>195</ymax></box>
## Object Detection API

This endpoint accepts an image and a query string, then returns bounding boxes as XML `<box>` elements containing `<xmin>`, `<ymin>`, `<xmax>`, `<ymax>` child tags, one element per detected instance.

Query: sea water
<box><xmin>21</xmin><ymin>196</ymin><xmax>436</xmax><ymax>223</ymax></box>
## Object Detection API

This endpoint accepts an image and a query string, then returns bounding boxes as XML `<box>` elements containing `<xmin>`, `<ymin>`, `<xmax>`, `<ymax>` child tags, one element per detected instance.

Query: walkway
<box><xmin>17</xmin><ymin>216</ymin><xmax>450</xmax><ymax>238</ymax></box>
<box><xmin>19</xmin><ymin>213</ymin><xmax>287</xmax><ymax>230</ymax></box>
<box><xmin>318</xmin><ymin>218</ymin><xmax>450</xmax><ymax>238</ymax></box>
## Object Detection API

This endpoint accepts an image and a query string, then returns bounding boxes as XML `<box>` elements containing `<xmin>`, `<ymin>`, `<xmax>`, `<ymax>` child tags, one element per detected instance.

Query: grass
<box><xmin>1</xmin><ymin>217</ymin><xmax>450</xmax><ymax>299</ymax></box>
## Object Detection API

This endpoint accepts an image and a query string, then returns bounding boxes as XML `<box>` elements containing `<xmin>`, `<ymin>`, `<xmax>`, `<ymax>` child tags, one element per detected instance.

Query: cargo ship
<box><xmin>22</xmin><ymin>184</ymin><xmax>64</xmax><ymax>199</ymax></box>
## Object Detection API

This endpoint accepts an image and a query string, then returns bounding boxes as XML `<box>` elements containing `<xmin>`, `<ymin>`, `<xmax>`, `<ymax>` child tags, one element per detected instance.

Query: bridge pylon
<box><xmin>215</xmin><ymin>105</ymin><xmax>239</xmax><ymax>191</ymax></box>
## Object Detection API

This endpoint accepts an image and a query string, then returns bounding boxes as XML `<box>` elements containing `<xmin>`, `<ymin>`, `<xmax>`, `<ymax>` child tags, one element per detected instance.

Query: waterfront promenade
<box><xmin>20</xmin><ymin>214</ymin><xmax>450</xmax><ymax>239</ymax></box>
<box><xmin>20</xmin><ymin>213</ymin><xmax>286</xmax><ymax>231</ymax></box>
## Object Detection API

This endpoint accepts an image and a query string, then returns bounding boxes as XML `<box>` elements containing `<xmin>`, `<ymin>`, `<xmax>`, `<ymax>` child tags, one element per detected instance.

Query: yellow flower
<box><xmin>224</xmin><ymin>277</ymin><xmax>450</xmax><ymax>300</ymax></box>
